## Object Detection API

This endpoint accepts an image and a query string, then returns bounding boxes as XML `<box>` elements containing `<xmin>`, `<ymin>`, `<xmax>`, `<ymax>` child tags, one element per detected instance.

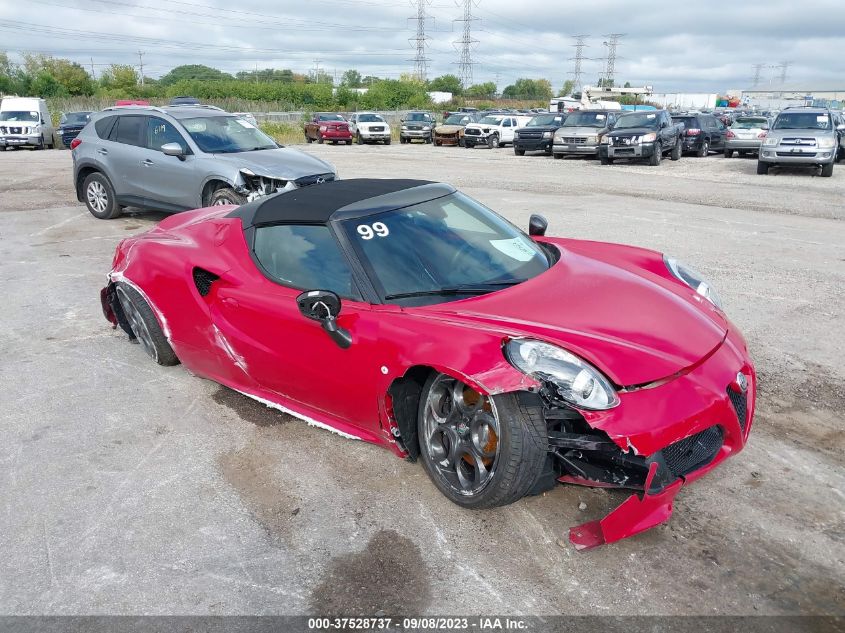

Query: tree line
<box><xmin>1</xmin><ymin>54</ymin><xmax>564</xmax><ymax>109</ymax></box>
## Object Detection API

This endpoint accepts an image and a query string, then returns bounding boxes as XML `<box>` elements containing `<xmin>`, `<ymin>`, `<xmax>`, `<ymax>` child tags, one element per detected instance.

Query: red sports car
<box><xmin>101</xmin><ymin>179</ymin><xmax>755</xmax><ymax>549</ymax></box>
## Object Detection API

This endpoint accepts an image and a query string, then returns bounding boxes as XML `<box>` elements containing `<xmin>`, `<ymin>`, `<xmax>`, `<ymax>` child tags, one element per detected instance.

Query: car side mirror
<box><xmin>296</xmin><ymin>290</ymin><xmax>352</xmax><ymax>349</ymax></box>
<box><xmin>528</xmin><ymin>214</ymin><xmax>548</xmax><ymax>237</ymax></box>
<box><xmin>161</xmin><ymin>143</ymin><xmax>186</xmax><ymax>160</ymax></box>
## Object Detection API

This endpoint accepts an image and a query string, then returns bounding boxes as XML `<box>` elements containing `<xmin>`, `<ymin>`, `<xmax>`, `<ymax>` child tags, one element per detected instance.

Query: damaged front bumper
<box><xmin>234</xmin><ymin>170</ymin><xmax>336</xmax><ymax>203</ymax></box>
<box><xmin>541</xmin><ymin>329</ymin><xmax>755</xmax><ymax>549</ymax></box>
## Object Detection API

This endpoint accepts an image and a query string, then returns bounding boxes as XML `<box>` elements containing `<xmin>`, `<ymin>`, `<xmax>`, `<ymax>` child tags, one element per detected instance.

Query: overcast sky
<box><xmin>1</xmin><ymin>0</ymin><xmax>843</xmax><ymax>92</ymax></box>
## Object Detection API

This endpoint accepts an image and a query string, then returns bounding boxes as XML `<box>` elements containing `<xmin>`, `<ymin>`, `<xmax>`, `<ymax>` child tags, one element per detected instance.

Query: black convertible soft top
<box><xmin>229</xmin><ymin>178</ymin><xmax>455</xmax><ymax>228</ymax></box>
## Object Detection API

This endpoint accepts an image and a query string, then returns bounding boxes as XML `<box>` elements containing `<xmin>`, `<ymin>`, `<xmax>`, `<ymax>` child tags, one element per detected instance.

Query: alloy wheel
<box><xmin>87</xmin><ymin>181</ymin><xmax>108</xmax><ymax>214</ymax></box>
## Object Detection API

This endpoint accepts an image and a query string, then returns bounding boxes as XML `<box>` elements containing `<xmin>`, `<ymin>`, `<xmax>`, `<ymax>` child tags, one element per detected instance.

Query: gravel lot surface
<box><xmin>0</xmin><ymin>146</ymin><xmax>842</xmax><ymax>617</ymax></box>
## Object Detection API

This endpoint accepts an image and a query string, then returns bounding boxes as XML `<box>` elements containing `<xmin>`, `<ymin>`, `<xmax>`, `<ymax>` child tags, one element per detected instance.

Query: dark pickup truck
<box><xmin>599</xmin><ymin>110</ymin><xmax>683</xmax><ymax>165</ymax></box>
<box><xmin>513</xmin><ymin>112</ymin><xmax>566</xmax><ymax>155</ymax></box>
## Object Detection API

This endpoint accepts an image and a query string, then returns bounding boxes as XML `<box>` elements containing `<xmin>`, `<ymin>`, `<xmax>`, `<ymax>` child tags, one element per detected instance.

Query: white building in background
<box><xmin>649</xmin><ymin>93</ymin><xmax>718</xmax><ymax>110</ymax></box>
<box><xmin>738</xmin><ymin>85</ymin><xmax>845</xmax><ymax>110</ymax></box>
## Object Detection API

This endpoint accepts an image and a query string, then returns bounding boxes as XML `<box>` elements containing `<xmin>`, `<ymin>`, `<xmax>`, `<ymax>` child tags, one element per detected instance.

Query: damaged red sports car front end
<box><xmin>100</xmin><ymin>179</ymin><xmax>755</xmax><ymax>548</ymax></box>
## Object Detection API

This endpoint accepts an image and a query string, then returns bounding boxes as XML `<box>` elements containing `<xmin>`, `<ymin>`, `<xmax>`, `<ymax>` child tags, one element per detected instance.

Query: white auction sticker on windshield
<box><xmin>490</xmin><ymin>238</ymin><xmax>535</xmax><ymax>262</ymax></box>
<box><xmin>236</xmin><ymin>119</ymin><xmax>256</xmax><ymax>129</ymax></box>
<box><xmin>647</xmin><ymin>113</ymin><xmax>656</xmax><ymax>119</ymax></box>
<box><xmin>596</xmin><ymin>114</ymin><xmax>606</xmax><ymax>120</ymax></box>
<box><xmin>817</xmin><ymin>116</ymin><xmax>828</xmax><ymax>123</ymax></box>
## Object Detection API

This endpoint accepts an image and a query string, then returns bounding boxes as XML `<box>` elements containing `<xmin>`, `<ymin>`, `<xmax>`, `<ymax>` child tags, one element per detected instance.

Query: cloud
<box><xmin>0</xmin><ymin>0</ymin><xmax>843</xmax><ymax>92</ymax></box>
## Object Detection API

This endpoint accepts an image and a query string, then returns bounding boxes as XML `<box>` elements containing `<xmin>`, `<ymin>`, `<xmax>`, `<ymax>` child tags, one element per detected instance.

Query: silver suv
<box><xmin>757</xmin><ymin>107</ymin><xmax>843</xmax><ymax>177</ymax></box>
<box><xmin>72</xmin><ymin>105</ymin><xmax>337</xmax><ymax>219</ymax></box>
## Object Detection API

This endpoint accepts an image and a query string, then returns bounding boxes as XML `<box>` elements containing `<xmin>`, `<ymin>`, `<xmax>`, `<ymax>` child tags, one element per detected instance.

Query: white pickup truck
<box><xmin>463</xmin><ymin>114</ymin><xmax>533</xmax><ymax>148</ymax></box>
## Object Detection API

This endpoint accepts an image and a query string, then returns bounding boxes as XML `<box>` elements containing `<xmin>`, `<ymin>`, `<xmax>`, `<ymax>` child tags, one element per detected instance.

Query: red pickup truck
<box><xmin>304</xmin><ymin>113</ymin><xmax>353</xmax><ymax>145</ymax></box>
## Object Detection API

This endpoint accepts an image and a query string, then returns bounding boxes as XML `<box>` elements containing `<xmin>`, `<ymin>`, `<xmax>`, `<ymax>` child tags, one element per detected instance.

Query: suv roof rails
<box><xmin>164</xmin><ymin>104</ymin><xmax>224</xmax><ymax>111</ymax></box>
<box><xmin>101</xmin><ymin>105</ymin><xmax>166</xmax><ymax>114</ymax></box>
<box><xmin>782</xmin><ymin>105</ymin><xmax>828</xmax><ymax>110</ymax></box>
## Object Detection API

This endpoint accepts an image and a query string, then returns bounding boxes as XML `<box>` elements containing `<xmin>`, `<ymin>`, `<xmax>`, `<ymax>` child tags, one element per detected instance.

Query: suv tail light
<box><xmin>757</xmin><ymin>131</ymin><xmax>767</xmax><ymax>139</ymax></box>
<box><xmin>685</xmin><ymin>128</ymin><xmax>701</xmax><ymax>136</ymax></box>
<box><xmin>726</xmin><ymin>130</ymin><xmax>736</xmax><ymax>139</ymax></box>
<box><xmin>70</xmin><ymin>138</ymin><xmax>82</xmax><ymax>149</ymax></box>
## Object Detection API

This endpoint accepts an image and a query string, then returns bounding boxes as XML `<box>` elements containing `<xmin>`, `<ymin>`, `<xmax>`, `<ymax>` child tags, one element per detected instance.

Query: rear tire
<box><xmin>757</xmin><ymin>161</ymin><xmax>769</xmax><ymax>175</ymax></box>
<box><xmin>553</xmin><ymin>153</ymin><xmax>564</xmax><ymax>160</ymax></box>
<box><xmin>820</xmin><ymin>161</ymin><xmax>834</xmax><ymax>177</ymax></box>
<box><xmin>210</xmin><ymin>187</ymin><xmax>247</xmax><ymax>206</ymax></box>
<box><xmin>600</xmin><ymin>155</ymin><xmax>613</xmax><ymax>165</ymax></box>
<box><xmin>417</xmin><ymin>372</ymin><xmax>548</xmax><ymax>509</ymax></box>
<box><xmin>724</xmin><ymin>149</ymin><xmax>733</xmax><ymax>158</ymax></box>
<box><xmin>115</xmin><ymin>283</ymin><xmax>179</xmax><ymax>366</ymax></box>
<box><xmin>697</xmin><ymin>139</ymin><xmax>709</xmax><ymax>157</ymax></box>
<box><xmin>671</xmin><ymin>139</ymin><xmax>682</xmax><ymax>161</ymax></box>
<box><xmin>83</xmin><ymin>172</ymin><xmax>122</xmax><ymax>219</ymax></box>
<box><xmin>514</xmin><ymin>148</ymin><xmax>525</xmax><ymax>156</ymax></box>
<box><xmin>384</xmin><ymin>138</ymin><xmax>391</xmax><ymax>145</ymax></box>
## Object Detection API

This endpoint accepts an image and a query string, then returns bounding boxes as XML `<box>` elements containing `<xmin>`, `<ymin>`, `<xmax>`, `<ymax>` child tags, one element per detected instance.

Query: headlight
<box><xmin>505</xmin><ymin>339</ymin><xmax>619</xmax><ymax>410</ymax></box>
<box><xmin>601</xmin><ymin>136</ymin><xmax>611</xmax><ymax>144</ymax></box>
<box><xmin>817</xmin><ymin>137</ymin><xmax>835</xmax><ymax>149</ymax></box>
<box><xmin>664</xmin><ymin>255</ymin><xmax>723</xmax><ymax>309</ymax></box>
<box><xmin>401</xmin><ymin>125</ymin><xmax>408</xmax><ymax>130</ymax></box>
<box><xmin>640</xmin><ymin>132</ymin><xmax>656</xmax><ymax>143</ymax></box>
<box><xmin>542</xmin><ymin>131</ymin><xmax>552</xmax><ymax>139</ymax></box>
<box><xmin>422</xmin><ymin>126</ymin><xmax>430</xmax><ymax>131</ymax></box>
<box><xmin>763</xmin><ymin>137</ymin><xmax>778</xmax><ymax>146</ymax></box>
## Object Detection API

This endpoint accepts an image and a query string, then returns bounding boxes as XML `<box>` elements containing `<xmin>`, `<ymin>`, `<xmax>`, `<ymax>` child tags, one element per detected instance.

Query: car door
<box><xmin>133</xmin><ymin>116</ymin><xmax>202</xmax><ymax>210</ymax></box>
<box><xmin>210</xmin><ymin>223</ymin><xmax>384</xmax><ymax>433</ymax></box>
<box><xmin>103</xmin><ymin>115</ymin><xmax>147</xmax><ymax>201</ymax></box>
<box><xmin>708</xmin><ymin>116</ymin><xmax>725</xmax><ymax>148</ymax></box>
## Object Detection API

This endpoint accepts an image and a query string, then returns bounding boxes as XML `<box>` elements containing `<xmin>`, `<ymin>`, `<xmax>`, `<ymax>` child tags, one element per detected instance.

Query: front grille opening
<box><xmin>192</xmin><ymin>267</ymin><xmax>219</xmax><ymax>297</ymax></box>
<box><xmin>660</xmin><ymin>425</ymin><xmax>723</xmax><ymax>478</ymax></box>
<box><xmin>727</xmin><ymin>388</ymin><xmax>748</xmax><ymax>433</ymax></box>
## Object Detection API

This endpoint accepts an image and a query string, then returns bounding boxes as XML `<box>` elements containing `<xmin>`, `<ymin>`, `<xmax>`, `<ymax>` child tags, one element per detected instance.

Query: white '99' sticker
<box><xmin>357</xmin><ymin>222</ymin><xmax>389</xmax><ymax>239</ymax></box>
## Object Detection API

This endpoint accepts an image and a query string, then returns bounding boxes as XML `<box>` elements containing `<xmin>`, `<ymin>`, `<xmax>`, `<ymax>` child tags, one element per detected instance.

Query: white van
<box><xmin>0</xmin><ymin>97</ymin><xmax>55</xmax><ymax>150</ymax></box>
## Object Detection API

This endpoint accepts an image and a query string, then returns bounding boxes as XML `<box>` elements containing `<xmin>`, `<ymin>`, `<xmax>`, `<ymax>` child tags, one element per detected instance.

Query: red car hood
<box><xmin>414</xmin><ymin>245</ymin><xmax>727</xmax><ymax>386</ymax></box>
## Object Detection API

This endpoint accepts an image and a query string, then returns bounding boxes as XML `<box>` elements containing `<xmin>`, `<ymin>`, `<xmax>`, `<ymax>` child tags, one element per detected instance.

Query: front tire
<box><xmin>724</xmin><ymin>148</ymin><xmax>733</xmax><ymax>158</ymax></box>
<box><xmin>600</xmin><ymin>155</ymin><xmax>613</xmax><ymax>165</ymax></box>
<box><xmin>356</xmin><ymin>132</ymin><xmax>363</xmax><ymax>145</ymax></box>
<box><xmin>757</xmin><ymin>161</ymin><xmax>769</xmax><ymax>175</ymax></box>
<box><xmin>83</xmin><ymin>172</ymin><xmax>122</xmax><ymax>219</ymax></box>
<box><xmin>649</xmin><ymin>144</ymin><xmax>662</xmax><ymax>166</ymax></box>
<box><xmin>210</xmin><ymin>187</ymin><xmax>247</xmax><ymax>206</ymax></box>
<box><xmin>488</xmin><ymin>134</ymin><xmax>500</xmax><ymax>149</ymax></box>
<box><xmin>417</xmin><ymin>373</ymin><xmax>548</xmax><ymax>509</ymax></box>
<box><xmin>514</xmin><ymin>148</ymin><xmax>525</xmax><ymax>156</ymax></box>
<box><xmin>115</xmin><ymin>283</ymin><xmax>179</xmax><ymax>366</ymax></box>
<box><xmin>821</xmin><ymin>161</ymin><xmax>834</xmax><ymax>177</ymax></box>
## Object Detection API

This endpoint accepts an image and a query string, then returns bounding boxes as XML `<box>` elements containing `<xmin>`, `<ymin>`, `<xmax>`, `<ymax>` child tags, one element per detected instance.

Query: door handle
<box><xmin>97</xmin><ymin>148</ymin><xmax>108</xmax><ymax>155</ymax></box>
<box><xmin>142</xmin><ymin>159</ymin><xmax>154</xmax><ymax>166</ymax></box>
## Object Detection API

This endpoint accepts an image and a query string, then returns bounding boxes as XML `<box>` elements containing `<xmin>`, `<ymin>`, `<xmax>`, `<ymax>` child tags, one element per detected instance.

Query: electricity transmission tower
<box><xmin>453</xmin><ymin>0</ymin><xmax>479</xmax><ymax>89</ymax></box>
<box><xmin>408</xmin><ymin>0</ymin><xmax>431</xmax><ymax>82</ymax></box>
<box><xmin>752</xmin><ymin>63</ymin><xmax>765</xmax><ymax>87</ymax></box>
<box><xmin>568</xmin><ymin>35</ymin><xmax>589</xmax><ymax>92</ymax></box>
<box><xmin>777</xmin><ymin>60</ymin><xmax>792</xmax><ymax>84</ymax></box>
<box><xmin>601</xmin><ymin>33</ymin><xmax>625</xmax><ymax>86</ymax></box>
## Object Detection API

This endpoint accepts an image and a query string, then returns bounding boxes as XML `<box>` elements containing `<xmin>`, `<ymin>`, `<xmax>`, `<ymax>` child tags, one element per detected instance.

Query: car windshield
<box><xmin>406</xmin><ymin>113</ymin><xmax>431</xmax><ymax>122</ymax></box>
<box><xmin>732</xmin><ymin>118</ymin><xmax>768</xmax><ymax>129</ymax></box>
<box><xmin>563</xmin><ymin>112</ymin><xmax>610</xmax><ymax>127</ymax></box>
<box><xmin>613</xmin><ymin>112</ymin><xmax>660</xmax><ymax>129</ymax></box>
<box><xmin>181</xmin><ymin>116</ymin><xmax>277</xmax><ymax>153</ymax></box>
<box><xmin>0</xmin><ymin>111</ymin><xmax>39</xmax><ymax>122</ymax></box>
<box><xmin>444</xmin><ymin>115</ymin><xmax>469</xmax><ymax>125</ymax></box>
<box><xmin>62</xmin><ymin>112</ymin><xmax>92</xmax><ymax>125</ymax></box>
<box><xmin>527</xmin><ymin>114</ymin><xmax>563</xmax><ymax>126</ymax></box>
<box><xmin>479</xmin><ymin>116</ymin><xmax>504</xmax><ymax>125</ymax></box>
<box><xmin>357</xmin><ymin>114</ymin><xmax>385</xmax><ymax>123</ymax></box>
<box><xmin>317</xmin><ymin>114</ymin><xmax>345</xmax><ymax>122</ymax></box>
<box><xmin>773</xmin><ymin>112</ymin><xmax>831</xmax><ymax>130</ymax></box>
<box><xmin>341</xmin><ymin>192</ymin><xmax>550</xmax><ymax>305</ymax></box>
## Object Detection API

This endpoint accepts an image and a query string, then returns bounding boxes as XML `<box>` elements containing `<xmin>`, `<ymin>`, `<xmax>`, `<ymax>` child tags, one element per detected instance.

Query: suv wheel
<box><xmin>83</xmin><ymin>172</ymin><xmax>122</xmax><ymax>219</ymax></box>
<box><xmin>649</xmin><ymin>143</ymin><xmax>662</xmax><ymax>166</ymax></box>
<box><xmin>671</xmin><ymin>138</ymin><xmax>682</xmax><ymax>161</ymax></box>
<box><xmin>210</xmin><ymin>187</ymin><xmax>247</xmax><ymax>206</ymax></box>
<box><xmin>756</xmin><ymin>161</ymin><xmax>769</xmax><ymax>175</ymax></box>
<box><xmin>820</xmin><ymin>161</ymin><xmax>834</xmax><ymax>177</ymax></box>
<box><xmin>697</xmin><ymin>139</ymin><xmax>709</xmax><ymax>157</ymax></box>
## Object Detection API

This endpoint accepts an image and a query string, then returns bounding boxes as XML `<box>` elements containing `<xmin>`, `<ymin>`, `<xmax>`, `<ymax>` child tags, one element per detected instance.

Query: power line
<box><xmin>568</xmin><ymin>34</ymin><xmax>588</xmax><ymax>92</ymax></box>
<box><xmin>409</xmin><ymin>0</ymin><xmax>431</xmax><ymax>82</ymax></box>
<box><xmin>601</xmin><ymin>33</ymin><xmax>625</xmax><ymax>86</ymax></box>
<box><xmin>452</xmin><ymin>0</ymin><xmax>478</xmax><ymax>89</ymax></box>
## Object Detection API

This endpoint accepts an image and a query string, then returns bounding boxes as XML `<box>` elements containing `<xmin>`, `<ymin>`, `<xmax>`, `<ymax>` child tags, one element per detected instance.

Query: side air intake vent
<box><xmin>192</xmin><ymin>267</ymin><xmax>219</xmax><ymax>297</ymax></box>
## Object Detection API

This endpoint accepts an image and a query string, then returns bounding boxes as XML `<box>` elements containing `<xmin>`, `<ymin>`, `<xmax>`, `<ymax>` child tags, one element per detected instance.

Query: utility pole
<box><xmin>752</xmin><ymin>63</ymin><xmax>765</xmax><ymax>87</ymax></box>
<box><xmin>601</xmin><ymin>33</ymin><xmax>624</xmax><ymax>87</ymax></box>
<box><xmin>568</xmin><ymin>34</ymin><xmax>588</xmax><ymax>92</ymax></box>
<box><xmin>452</xmin><ymin>0</ymin><xmax>478</xmax><ymax>90</ymax></box>
<box><xmin>409</xmin><ymin>0</ymin><xmax>431</xmax><ymax>82</ymax></box>
<box><xmin>311</xmin><ymin>59</ymin><xmax>322</xmax><ymax>83</ymax></box>
<box><xmin>777</xmin><ymin>60</ymin><xmax>792</xmax><ymax>84</ymax></box>
<box><xmin>137</xmin><ymin>51</ymin><xmax>144</xmax><ymax>86</ymax></box>
<box><xmin>90</xmin><ymin>57</ymin><xmax>96</xmax><ymax>80</ymax></box>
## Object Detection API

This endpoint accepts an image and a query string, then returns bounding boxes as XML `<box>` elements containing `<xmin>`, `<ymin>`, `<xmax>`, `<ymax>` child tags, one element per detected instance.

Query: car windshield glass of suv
<box><xmin>341</xmin><ymin>192</ymin><xmax>550</xmax><ymax>304</ymax></box>
<box><xmin>732</xmin><ymin>118</ymin><xmax>768</xmax><ymax>129</ymax></box>
<box><xmin>527</xmin><ymin>114</ymin><xmax>562</xmax><ymax>126</ymax></box>
<box><xmin>317</xmin><ymin>114</ymin><xmax>345</xmax><ymax>122</ymax></box>
<box><xmin>0</xmin><ymin>111</ymin><xmax>39</xmax><ymax>122</ymax></box>
<box><xmin>62</xmin><ymin>112</ymin><xmax>91</xmax><ymax>125</ymax></box>
<box><xmin>358</xmin><ymin>114</ymin><xmax>385</xmax><ymax>123</ymax></box>
<box><xmin>444</xmin><ymin>115</ymin><xmax>469</xmax><ymax>125</ymax></box>
<box><xmin>562</xmin><ymin>112</ymin><xmax>609</xmax><ymax>127</ymax></box>
<box><xmin>406</xmin><ymin>113</ymin><xmax>430</xmax><ymax>122</ymax></box>
<box><xmin>773</xmin><ymin>112</ymin><xmax>831</xmax><ymax>130</ymax></box>
<box><xmin>614</xmin><ymin>112</ymin><xmax>659</xmax><ymax>129</ymax></box>
<box><xmin>181</xmin><ymin>116</ymin><xmax>277</xmax><ymax>153</ymax></box>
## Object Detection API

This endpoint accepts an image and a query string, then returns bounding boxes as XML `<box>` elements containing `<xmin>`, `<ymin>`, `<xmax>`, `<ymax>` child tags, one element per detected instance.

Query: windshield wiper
<box><xmin>385</xmin><ymin>281</ymin><xmax>522</xmax><ymax>301</ymax></box>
